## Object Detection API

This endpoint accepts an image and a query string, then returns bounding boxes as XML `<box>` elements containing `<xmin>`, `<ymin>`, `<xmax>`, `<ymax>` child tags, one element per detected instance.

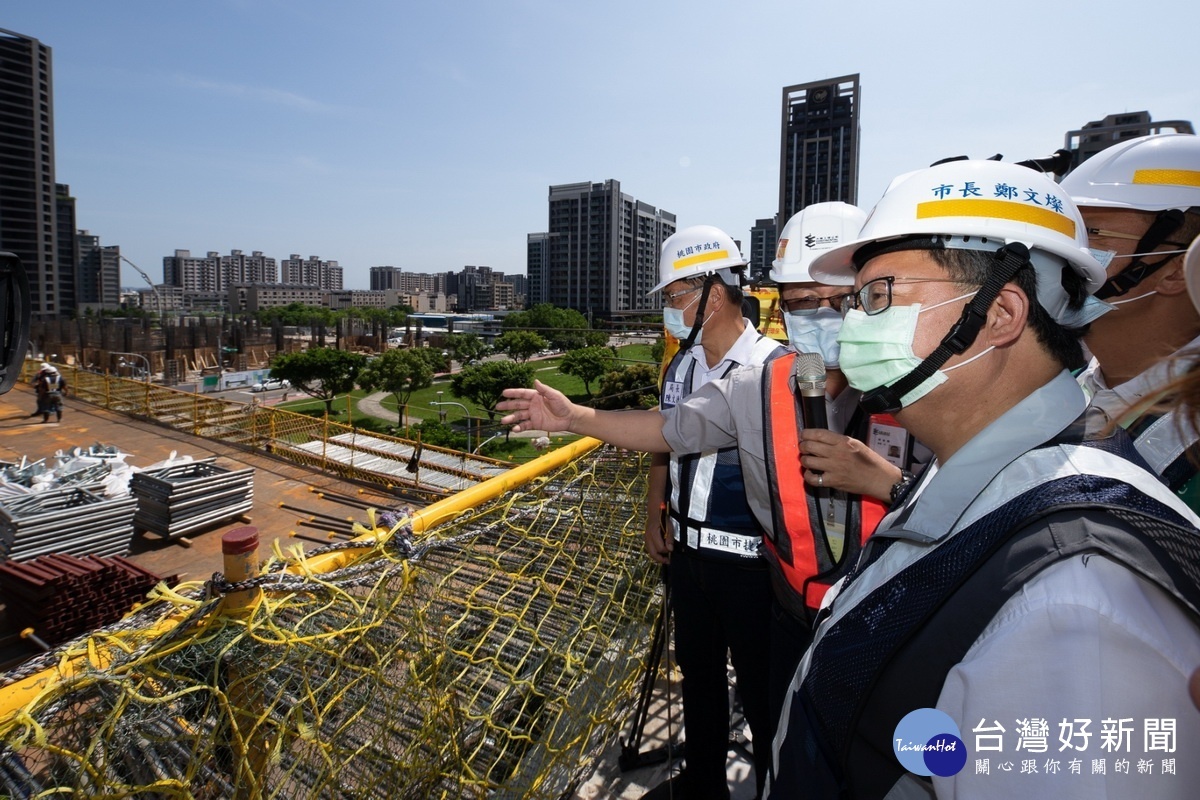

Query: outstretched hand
<box><xmin>498</xmin><ymin>380</ymin><xmax>577</xmax><ymax>434</ymax></box>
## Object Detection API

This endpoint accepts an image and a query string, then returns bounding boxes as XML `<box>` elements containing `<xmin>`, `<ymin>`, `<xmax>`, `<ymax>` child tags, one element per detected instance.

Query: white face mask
<box><xmin>783</xmin><ymin>307</ymin><xmax>843</xmax><ymax>366</ymax></box>
<box><xmin>837</xmin><ymin>290</ymin><xmax>993</xmax><ymax>407</ymax></box>
<box><xmin>662</xmin><ymin>290</ymin><xmax>702</xmax><ymax>342</ymax></box>
<box><xmin>663</xmin><ymin>292</ymin><xmax>716</xmax><ymax>343</ymax></box>
<box><xmin>663</xmin><ymin>306</ymin><xmax>697</xmax><ymax>342</ymax></box>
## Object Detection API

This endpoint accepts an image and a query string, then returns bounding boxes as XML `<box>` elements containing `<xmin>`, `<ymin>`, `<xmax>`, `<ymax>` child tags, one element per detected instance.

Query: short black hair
<box><xmin>928</xmin><ymin>246</ymin><xmax>1088</xmax><ymax>371</ymax></box>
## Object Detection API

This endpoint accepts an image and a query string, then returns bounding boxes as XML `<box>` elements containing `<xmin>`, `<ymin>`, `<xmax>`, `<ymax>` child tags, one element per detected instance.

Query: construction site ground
<box><xmin>0</xmin><ymin>381</ymin><xmax>756</xmax><ymax>799</ymax></box>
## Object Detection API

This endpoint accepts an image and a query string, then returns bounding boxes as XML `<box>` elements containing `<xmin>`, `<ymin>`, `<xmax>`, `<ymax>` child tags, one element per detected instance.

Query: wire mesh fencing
<box><xmin>0</xmin><ymin>447</ymin><xmax>659</xmax><ymax>799</ymax></box>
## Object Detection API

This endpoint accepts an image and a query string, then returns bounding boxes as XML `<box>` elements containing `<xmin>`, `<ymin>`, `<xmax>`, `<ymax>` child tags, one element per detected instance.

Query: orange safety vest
<box><xmin>761</xmin><ymin>352</ymin><xmax>888</xmax><ymax>622</ymax></box>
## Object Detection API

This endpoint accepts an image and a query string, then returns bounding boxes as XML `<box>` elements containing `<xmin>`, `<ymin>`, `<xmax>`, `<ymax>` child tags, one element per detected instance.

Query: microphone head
<box><xmin>793</xmin><ymin>352</ymin><xmax>826</xmax><ymax>397</ymax></box>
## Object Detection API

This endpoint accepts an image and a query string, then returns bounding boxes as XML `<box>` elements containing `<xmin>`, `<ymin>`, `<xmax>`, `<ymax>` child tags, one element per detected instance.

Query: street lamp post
<box><xmin>112</xmin><ymin>351</ymin><xmax>151</xmax><ymax>382</ymax></box>
<box><xmin>430</xmin><ymin>400</ymin><xmax>471</xmax><ymax>454</ymax></box>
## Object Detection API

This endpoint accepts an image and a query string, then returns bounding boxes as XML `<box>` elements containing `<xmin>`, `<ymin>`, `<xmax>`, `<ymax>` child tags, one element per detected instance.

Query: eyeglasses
<box><xmin>842</xmin><ymin>276</ymin><xmax>978</xmax><ymax>316</ymax></box>
<box><xmin>663</xmin><ymin>285</ymin><xmax>702</xmax><ymax>309</ymax></box>
<box><xmin>780</xmin><ymin>293</ymin><xmax>855</xmax><ymax>315</ymax></box>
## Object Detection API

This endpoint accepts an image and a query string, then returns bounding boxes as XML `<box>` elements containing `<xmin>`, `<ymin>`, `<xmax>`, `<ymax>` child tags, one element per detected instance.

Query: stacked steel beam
<box><xmin>0</xmin><ymin>554</ymin><xmax>170</xmax><ymax>645</ymax></box>
<box><xmin>130</xmin><ymin>459</ymin><xmax>254</xmax><ymax>539</ymax></box>
<box><xmin>0</xmin><ymin>487</ymin><xmax>138</xmax><ymax>561</ymax></box>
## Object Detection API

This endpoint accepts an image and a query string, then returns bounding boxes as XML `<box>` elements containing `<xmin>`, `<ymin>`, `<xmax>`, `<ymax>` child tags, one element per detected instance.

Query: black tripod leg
<box><xmin>619</xmin><ymin>565</ymin><xmax>679</xmax><ymax>771</ymax></box>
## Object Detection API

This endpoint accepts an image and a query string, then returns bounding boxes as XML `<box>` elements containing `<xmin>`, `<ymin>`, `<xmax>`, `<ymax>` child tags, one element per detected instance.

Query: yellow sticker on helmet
<box><xmin>1132</xmin><ymin>169</ymin><xmax>1200</xmax><ymax>188</ymax></box>
<box><xmin>916</xmin><ymin>199</ymin><xmax>1075</xmax><ymax>238</ymax></box>
<box><xmin>674</xmin><ymin>249</ymin><xmax>730</xmax><ymax>270</ymax></box>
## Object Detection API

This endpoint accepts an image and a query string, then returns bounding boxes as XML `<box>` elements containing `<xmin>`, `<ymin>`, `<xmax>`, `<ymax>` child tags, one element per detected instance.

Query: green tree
<box><xmin>592</xmin><ymin>364</ymin><xmax>660</xmax><ymax>410</ymax></box>
<box><xmin>412</xmin><ymin>419</ymin><xmax>466</xmax><ymax>450</ymax></box>
<box><xmin>502</xmin><ymin>303</ymin><xmax>606</xmax><ymax>350</ymax></box>
<box><xmin>450</xmin><ymin>360</ymin><xmax>535</xmax><ymax>421</ymax></box>
<box><xmin>444</xmin><ymin>332</ymin><xmax>487</xmax><ymax>365</ymax></box>
<box><xmin>559</xmin><ymin>346</ymin><xmax>614</xmax><ymax>396</ymax></box>
<box><xmin>493</xmin><ymin>330</ymin><xmax>547</xmax><ymax>363</ymax></box>
<box><xmin>411</xmin><ymin>347</ymin><xmax>449</xmax><ymax>374</ymax></box>
<box><xmin>270</xmin><ymin>348</ymin><xmax>367</xmax><ymax>415</ymax></box>
<box><xmin>357</xmin><ymin>348</ymin><xmax>435</xmax><ymax>425</ymax></box>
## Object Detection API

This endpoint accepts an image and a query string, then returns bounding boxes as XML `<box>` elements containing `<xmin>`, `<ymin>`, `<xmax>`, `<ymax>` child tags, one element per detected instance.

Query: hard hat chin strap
<box><xmin>678</xmin><ymin>277</ymin><xmax>718</xmax><ymax>351</ymax></box>
<box><xmin>860</xmin><ymin>243</ymin><xmax>1031</xmax><ymax>415</ymax></box>
<box><xmin>1094</xmin><ymin>208</ymin><xmax>1186</xmax><ymax>300</ymax></box>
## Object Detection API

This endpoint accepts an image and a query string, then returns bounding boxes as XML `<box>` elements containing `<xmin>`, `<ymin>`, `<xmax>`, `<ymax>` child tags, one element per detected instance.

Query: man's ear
<box><xmin>986</xmin><ymin>284</ymin><xmax>1028</xmax><ymax>347</ymax></box>
<box><xmin>1151</xmin><ymin>259</ymin><xmax>1188</xmax><ymax>297</ymax></box>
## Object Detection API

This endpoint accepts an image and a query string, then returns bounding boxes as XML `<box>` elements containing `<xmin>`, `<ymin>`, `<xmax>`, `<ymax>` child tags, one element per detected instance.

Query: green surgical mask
<box><xmin>837</xmin><ymin>291</ymin><xmax>993</xmax><ymax>408</ymax></box>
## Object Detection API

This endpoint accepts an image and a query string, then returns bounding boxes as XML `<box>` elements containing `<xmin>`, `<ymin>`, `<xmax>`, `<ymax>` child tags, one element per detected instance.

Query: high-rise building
<box><xmin>55</xmin><ymin>183</ymin><xmax>78</xmax><ymax>315</ymax></box>
<box><xmin>220</xmin><ymin>250</ymin><xmax>277</xmax><ymax>288</ymax></box>
<box><xmin>778</xmin><ymin>75</ymin><xmax>861</xmax><ymax>226</ymax></box>
<box><xmin>281</xmin><ymin>254</ymin><xmax>344</xmax><ymax>290</ymax></box>
<box><xmin>529</xmin><ymin>179</ymin><xmax>675</xmax><ymax>317</ymax></box>
<box><xmin>369</xmin><ymin>266</ymin><xmax>444</xmax><ymax>294</ymax></box>
<box><xmin>446</xmin><ymin>265</ymin><xmax>497</xmax><ymax>312</ymax></box>
<box><xmin>163</xmin><ymin>250</ymin><xmax>221</xmax><ymax>292</ymax></box>
<box><xmin>0</xmin><ymin>29</ymin><xmax>61</xmax><ymax>319</ymax></box>
<box><xmin>77</xmin><ymin>229</ymin><xmax>121</xmax><ymax>309</ymax></box>
<box><xmin>526</xmin><ymin>234</ymin><xmax>552</xmax><ymax>307</ymax></box>
<box><xmin>1065</xmin><ymin>111</ymin><xmax>1195</xmax><ymax>169</ymax></box>
<box><xmin>748</xmin><ymin>216</ymin><xmax>778</xmax><ymax>283</ymax></box>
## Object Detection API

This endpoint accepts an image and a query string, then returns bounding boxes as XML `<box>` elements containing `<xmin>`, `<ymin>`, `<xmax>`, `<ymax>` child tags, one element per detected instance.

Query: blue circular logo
<box><xmin>892</xmin><ymin>708</ymin><xmax>968</xmax><ymax>777</ymax></box>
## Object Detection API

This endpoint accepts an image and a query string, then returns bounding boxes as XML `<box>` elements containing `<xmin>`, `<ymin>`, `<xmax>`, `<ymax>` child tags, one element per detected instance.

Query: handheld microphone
<box><xmin>793</xmin><ymin>352</ymin><xmax>827</xmax><ymax>431</ymax></box>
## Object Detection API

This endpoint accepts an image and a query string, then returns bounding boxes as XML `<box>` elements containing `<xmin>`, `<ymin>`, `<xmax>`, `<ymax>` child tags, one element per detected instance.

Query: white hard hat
<box><xmin>1061</xmin><ymin>133</ymin><xmax>1200</xmax><ymax>212</ymax></box>
<box><xmin>649</xmin><ymin>225</ymin><xmax>746</xmax><ymax>295</ymax></box>
<box><xmin>40</xmin><ymin>362</ymin><xmax>52</xmax><ymax>371</ymax></box>
<box><xmin>771</xmin><ymin>202</ymin><xmax>865</xmax><ymax>285</ymax></box>
<box><xmin>1185</xmin><ymin>238</ymin><xmax>1200</xmax><ymax>315</ymax></box>
<box><xmin>809</xmin><ymin>159</ymin><xmax>1107</xmax><ymax>324</ymax></box>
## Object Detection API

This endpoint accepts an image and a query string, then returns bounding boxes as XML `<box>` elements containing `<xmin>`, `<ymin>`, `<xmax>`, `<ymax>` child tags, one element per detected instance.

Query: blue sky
<box><xmin>6</xmin><ymin>1</ymin><xmax>1198</xmax><ymax>290</ymax></box>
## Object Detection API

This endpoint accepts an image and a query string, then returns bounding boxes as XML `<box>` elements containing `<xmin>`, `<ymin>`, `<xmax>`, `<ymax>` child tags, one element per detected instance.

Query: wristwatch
<box><xmin>889</xmin><ymin>469</ymin><xmax>916</xmax><ymax>506</ymax></box>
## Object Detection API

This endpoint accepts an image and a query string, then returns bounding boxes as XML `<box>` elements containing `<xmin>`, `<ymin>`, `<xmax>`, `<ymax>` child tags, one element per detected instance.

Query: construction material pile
<box><xmin>0</xmin><ymin>444</ymin><xmax>134</xmax><ymax>501</ymax></box>
<box><xmin>0</xmin><ymin>487</ymin><xmax>138</xmax><ymax>561</ymax></box>
<box><xmin>130</xmin><ymin>458</ymin><xmax>254</xmax><ymax>539</ymax></box>
<box><xmin>0</xmin><ymin>554</ymin><xmax>170</xmax><ymax>645</ymax></box>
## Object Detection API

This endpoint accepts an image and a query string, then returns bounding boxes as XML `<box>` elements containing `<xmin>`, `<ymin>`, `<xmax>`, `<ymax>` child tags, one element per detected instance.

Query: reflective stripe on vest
<box><xmin>762</xmin><ymin>352</ymin><xmax>888</xmax><ymax>617</ymax></box>
<box><xmin>773</xmin><ymin>426</ymin><xmax>1198</xmax><ymax>799</ymax></box>
<box><xmin>662</xmin><ymin>339</ymin><xmax>778</xmax><ymax>561</ymax></box>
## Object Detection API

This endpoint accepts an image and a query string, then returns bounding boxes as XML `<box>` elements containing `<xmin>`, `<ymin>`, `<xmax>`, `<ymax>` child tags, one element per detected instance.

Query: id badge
<box><xmin>662</xmin><ymin>380</ymin><xmax>683</xmax><ymax>408</ymax></box>
<box><xmin>868</xmin><ymin>413</ymin><xmax>912</xmax><ymax>469</ymax></box>
<box><xmin>824</xmin><ymin>519</ymin><xmax>846</xmax><ymax>562</ymax></box>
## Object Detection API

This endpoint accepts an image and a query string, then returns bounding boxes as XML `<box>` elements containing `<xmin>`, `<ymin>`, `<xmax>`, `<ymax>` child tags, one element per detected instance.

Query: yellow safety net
<box><xmin>0</xmin><ymin>446</ymin><xmax>657</xmax><ymax>798</ymax></box>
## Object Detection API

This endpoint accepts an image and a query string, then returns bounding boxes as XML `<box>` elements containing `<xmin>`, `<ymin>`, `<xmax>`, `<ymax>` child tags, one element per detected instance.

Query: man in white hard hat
<box><xmin>1062</xmin><ymin>133</ymin><xmax>1200</xmax><ymax>510</ymax></box>
<box><xmin>760</xmin><ymin>160</ymin><xmax>1200</xmax><ymax>798</ymax></box>
<box><xmin>499</xmin><ymin>205</ymin><xmax>911</xmax><ymax>793</ymax></box>
<box><xmin>30</xmin><ymin>362</ymin><xmax>54</xmax><ymax>418</ymax></box>
<box><xmin>641</xmin><ymin>225</ymin><xmax>784</xmax><ymax>799</ymax></box>
<box><xmin>35</xmin><ymin>363</ymin><xmax>66</xmax><ymax>423</ymax></box>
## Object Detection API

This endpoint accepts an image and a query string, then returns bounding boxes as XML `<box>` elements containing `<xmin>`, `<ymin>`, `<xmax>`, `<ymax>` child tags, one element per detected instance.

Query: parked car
<box><xmin>251</xmin><ymin>378</ymin><xmax>290</xmax><ymax>392</ymax></box>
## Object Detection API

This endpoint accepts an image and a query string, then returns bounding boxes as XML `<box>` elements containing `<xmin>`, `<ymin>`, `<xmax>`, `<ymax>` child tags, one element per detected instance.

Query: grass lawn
<box><xmin>276</xmin><ymin>344</ymin><xmax>661</xmax><ymax>463</ymax></box>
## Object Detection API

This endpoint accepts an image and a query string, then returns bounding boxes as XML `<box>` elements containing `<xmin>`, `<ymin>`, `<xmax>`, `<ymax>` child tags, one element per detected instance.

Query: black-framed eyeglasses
<box><xmin>841</xmin><ymin>276</ymin><xmax>976</xmax><ymax>316</ymax></box>
<box><xmin>780</xmin><ymin>293</ymin><xmax>855</xmax><ymax>316</ymax></box>
<box><xmin>663</xmin><ymin>285</ymin><xmax>702</xmax><ymax>309</ymax></box>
